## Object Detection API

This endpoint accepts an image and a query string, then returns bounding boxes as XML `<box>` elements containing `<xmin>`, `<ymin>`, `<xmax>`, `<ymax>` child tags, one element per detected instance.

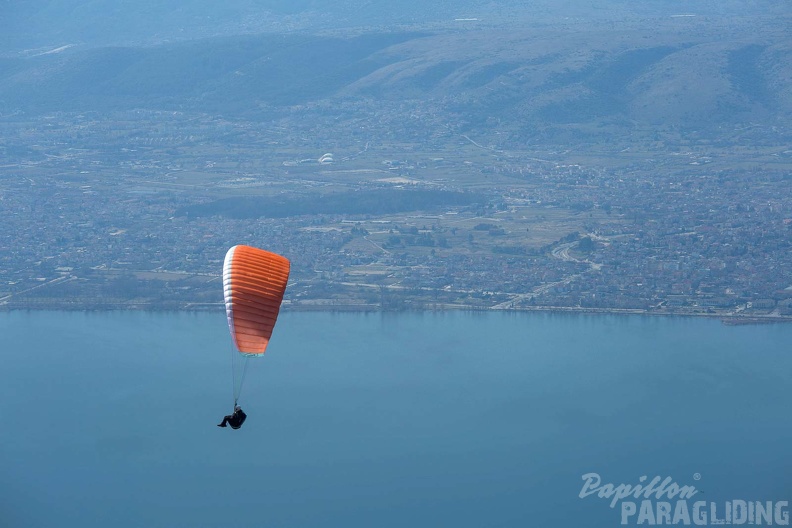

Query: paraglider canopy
<box><xmin>223</xmin><ymin>245</ymin><xmax>290</xmax><ymax>355</ymax></box>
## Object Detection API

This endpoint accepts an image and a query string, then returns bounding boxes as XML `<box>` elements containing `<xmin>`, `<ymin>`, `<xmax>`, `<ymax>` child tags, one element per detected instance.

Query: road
<box><xmin>491</xmin><ymin>235</ymin><xmax>604</xmax><ymax>310</ymax></box>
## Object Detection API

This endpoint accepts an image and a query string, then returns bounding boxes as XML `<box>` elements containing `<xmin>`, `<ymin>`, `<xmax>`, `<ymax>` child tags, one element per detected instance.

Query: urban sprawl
<box><xmin>2</xmin><ymin>108</ymin><xmax>791</xmax><ymax>323</ymax></box>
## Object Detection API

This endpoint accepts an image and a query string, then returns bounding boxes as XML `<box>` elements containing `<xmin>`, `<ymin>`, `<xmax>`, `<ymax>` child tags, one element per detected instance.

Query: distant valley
<box><xmin>1</xmin><ymin>5</ymin><xmax>791</xmax><ymax>318</ymax></box>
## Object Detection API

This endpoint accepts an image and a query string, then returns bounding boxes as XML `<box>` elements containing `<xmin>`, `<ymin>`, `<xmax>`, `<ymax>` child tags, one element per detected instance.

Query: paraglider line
<box><xmin>239</xmin><ymin>356</ymin><xmax>250</xmax><ymax>402</ymax></box>
<box><xmin>230</xmin><ymin>344</ymin><xmax>251</xmax><ymax>407</ymax></box>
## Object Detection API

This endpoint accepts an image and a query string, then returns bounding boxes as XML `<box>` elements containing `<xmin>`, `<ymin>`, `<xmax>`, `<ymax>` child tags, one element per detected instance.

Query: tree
<box><xmin>578</xmin><ymin>237</ymin><xmax>595</xmax><ymax>252</ymax></box>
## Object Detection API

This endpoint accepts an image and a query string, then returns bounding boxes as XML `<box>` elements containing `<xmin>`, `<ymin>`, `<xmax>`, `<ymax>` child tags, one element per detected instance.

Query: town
<box><xmin>1</xmin><ymin>106</ymin><xmax>791</xmax><ymax>322</ymax></box>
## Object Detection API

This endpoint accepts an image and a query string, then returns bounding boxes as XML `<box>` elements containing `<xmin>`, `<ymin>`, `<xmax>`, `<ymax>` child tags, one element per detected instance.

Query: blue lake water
<box><xmin>1</xmin><ymin>311</ymin><xmax>790</xmax><ymax>527</ymax></box>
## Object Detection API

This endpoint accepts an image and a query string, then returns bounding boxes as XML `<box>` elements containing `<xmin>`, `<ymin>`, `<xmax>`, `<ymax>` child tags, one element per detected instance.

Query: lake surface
<box><xmin>1</xmin><ymin>311</ymin><xmax>790</xmax><ymax>527</ymax></box>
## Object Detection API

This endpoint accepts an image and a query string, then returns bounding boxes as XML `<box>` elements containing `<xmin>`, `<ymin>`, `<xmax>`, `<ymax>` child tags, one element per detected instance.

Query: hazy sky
<box><xmin>3</xmin><ymin>0</ymin><xmax>788</xmax><ymax>52</ymax></box>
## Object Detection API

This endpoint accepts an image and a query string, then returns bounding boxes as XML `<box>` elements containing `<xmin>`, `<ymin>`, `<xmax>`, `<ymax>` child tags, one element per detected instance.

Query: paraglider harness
<box><xmin>219</xmin><ymin>403</ymin><xmax>247</xmax><ymax>429</ymax></box>
<box><xmin>229</xmin><ymin>407</ymin><xmax>246</xmax><ymax>429</ymax></box>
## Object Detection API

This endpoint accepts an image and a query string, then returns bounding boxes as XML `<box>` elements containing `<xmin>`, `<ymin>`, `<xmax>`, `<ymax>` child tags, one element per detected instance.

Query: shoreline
<box><xmin>2</xmin><ymin>301</ymin><xmax>791</xmax><ymax>325</ymax></box>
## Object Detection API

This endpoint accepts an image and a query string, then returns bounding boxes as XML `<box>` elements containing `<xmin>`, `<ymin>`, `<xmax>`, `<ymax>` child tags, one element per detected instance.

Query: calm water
<box><xmin>1</xmin><ymin>311</ymin><xmax>790</xmax><ymax>527</ymax></box>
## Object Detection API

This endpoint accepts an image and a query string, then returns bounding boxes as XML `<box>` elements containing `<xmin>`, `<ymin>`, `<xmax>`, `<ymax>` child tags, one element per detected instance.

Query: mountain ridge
<box><xmin>1</xmin><ymin>15</ymin><xmax>790</xmax><ymax>136</ymax></box>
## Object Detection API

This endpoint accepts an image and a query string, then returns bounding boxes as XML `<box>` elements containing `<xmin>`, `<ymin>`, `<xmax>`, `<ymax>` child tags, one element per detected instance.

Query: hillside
<box><xmin>1</xmin><ymin>13</ymin><xmax>790</xmax><ymax>139</ymax></box>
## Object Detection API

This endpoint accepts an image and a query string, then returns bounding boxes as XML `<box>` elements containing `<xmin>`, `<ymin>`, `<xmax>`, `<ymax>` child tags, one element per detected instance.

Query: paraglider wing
<box><xmin>223</xmin><ymin>245</ymin><xmax>290</xmax><ymax>355</ymax></box>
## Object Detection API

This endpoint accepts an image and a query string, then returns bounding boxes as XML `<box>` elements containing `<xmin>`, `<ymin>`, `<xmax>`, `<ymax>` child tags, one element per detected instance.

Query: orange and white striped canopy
<box><xmin>223</xmin><ymin>245</ymin><xmax>290</xmax><ymax>355</ymax></box>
